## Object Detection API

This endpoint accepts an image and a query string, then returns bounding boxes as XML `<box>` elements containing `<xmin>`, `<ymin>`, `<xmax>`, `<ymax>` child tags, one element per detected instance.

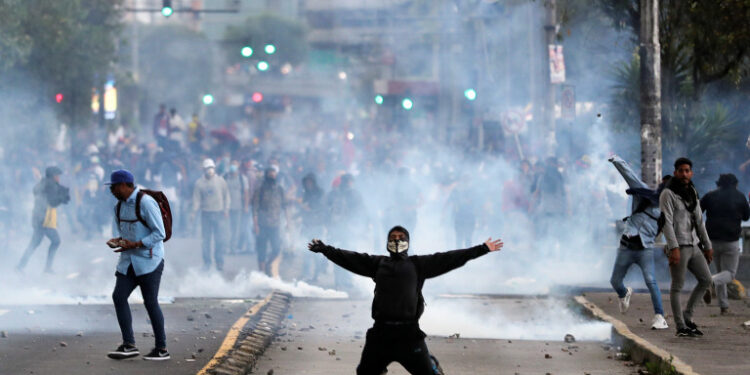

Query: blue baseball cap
<box><xmin>104</xmin><ymin>169</ymin><xmax>135</xmax><ymax>185</ymax></box>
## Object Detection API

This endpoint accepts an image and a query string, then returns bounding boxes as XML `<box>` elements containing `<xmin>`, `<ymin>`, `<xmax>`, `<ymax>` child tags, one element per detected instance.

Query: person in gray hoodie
<box><xmin>659</xmin><ymin>157</ymin><xmax>713</xmax><ymax>337</ymax></box>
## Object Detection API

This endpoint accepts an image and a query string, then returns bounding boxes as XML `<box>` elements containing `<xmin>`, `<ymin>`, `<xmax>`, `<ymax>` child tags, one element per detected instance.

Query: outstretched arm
<box><xmin>414</xmin><ymin>237</ymin><xmax>503</xmax><ymax>279</ymax></box>
<box><xmin>609</xmin><ymin>155</ymin><xmax>648</xmax><ymax>189</ymax></box>
<box><xmin>308</xmin><ymin>239</ymin><xmax>382</xmax><ymax>278</ymax></box>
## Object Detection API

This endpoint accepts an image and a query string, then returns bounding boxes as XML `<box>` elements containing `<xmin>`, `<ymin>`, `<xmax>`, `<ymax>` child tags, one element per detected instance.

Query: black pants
<box><xmin>256</xmin><ymin>224</ymin><xmax>281</xmax><ymax>274</ymax></box>
<box><xmin>112</xmin><ymin>260</ymin><xmax>166</xmax><ymax>349</ymax></box>
<box><xmin>357</xmin><ymin>326</ymin><xmax>440</xmax><ymax>375</ymax></box>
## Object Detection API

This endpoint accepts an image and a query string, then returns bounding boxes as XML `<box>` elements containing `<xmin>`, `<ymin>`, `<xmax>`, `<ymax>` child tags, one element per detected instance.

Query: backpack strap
<box><xmin>134</xmin><ymin>190</ymin><xmax>149</xmax><ymax>228</ymax></box>
<box><xmin>134</xmin><ymin>190</ymin><xmax>155</xmax><ymax>258</ymax></box>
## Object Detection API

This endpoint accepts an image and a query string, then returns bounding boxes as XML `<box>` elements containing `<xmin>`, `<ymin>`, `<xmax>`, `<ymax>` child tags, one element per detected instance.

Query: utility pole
<box><xmin>542</xmin><ymin>0</ymin><xmax>557</xmax><ymax>156</ymax></box>
<box><xmin>639</xmin><ymin>0</ymin><xmax>662</xmax><ymax>188</ymax></box>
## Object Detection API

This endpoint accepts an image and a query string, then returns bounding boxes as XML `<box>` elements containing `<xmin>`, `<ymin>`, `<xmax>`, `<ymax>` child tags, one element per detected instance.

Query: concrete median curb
<box><xmin>573</xmin><ymin>295</ymin><xmax>699</xmax><ymax>375</ymax></box>
<box><xmin>197</xmin><ymin>291</ymin><xmax>291</xmax><ymax>375</ymax></box>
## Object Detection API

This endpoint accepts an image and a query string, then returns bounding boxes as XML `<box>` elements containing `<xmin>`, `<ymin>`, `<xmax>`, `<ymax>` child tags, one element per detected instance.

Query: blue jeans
<box><xmin>610</xmin><ymin>246</ymin><xmax>664</xmax><ymax>315</ymax></box>
<box><xmin>201</xmin><ymin>211</ymin><xmax>227</xmax><ymax>269</ymax></box>
<box><xmin>112</xmin><ymin>260</ymin><xmax>166</xmax><ymax>349</ymax></box>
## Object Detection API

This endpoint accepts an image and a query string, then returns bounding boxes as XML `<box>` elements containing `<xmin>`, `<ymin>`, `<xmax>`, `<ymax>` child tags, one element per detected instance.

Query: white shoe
<box><xmin>619</xmin><ymin>287</ymin><xmax>632</xmax><ymax>314</ymax></box>
<box><xmin>651</xmin><ymin>314</ymin><xmax>669</xmax><ymax>330</ymax></box>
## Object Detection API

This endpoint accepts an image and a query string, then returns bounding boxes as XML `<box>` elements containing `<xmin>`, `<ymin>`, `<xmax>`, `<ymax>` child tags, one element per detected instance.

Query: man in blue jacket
<box><xmin>608</xmin><ymin>156</ymin><xmax>668</xmax><ymax>330</ymax></box>
<box><xmin>105</xmin><ymin>170</ymin><xmax>170</xmax><ymax>361</ymax></box>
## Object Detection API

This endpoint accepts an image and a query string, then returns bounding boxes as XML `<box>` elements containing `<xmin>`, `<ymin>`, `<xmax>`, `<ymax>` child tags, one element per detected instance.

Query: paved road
<box><xmin>0</xmin><ymin>298</ymin><xmax>257</xmax><ymax>375</ymax></box>
<box><xmin>584</xmin><ymin>291</ymin><xmax>750</xmax><ymax>375</ymax></box>
<box><xmin>253</xmin><ymin>297</ymin><xmax>643</xmax><ymax>375</ymax></box>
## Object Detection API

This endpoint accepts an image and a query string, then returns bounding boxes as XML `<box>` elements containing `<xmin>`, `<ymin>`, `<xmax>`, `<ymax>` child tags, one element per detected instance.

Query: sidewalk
<box><xmin>579</xmin><ymin>291</ymin><xmax>750</xmax><ymax>375</ymax></box>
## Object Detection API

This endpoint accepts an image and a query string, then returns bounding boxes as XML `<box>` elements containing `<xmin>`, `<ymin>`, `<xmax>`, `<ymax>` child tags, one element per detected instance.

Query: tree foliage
<box><xmin>0</xmin><ymin>0</ymin><xmax>123</xmax><ymax>131</ymax></box>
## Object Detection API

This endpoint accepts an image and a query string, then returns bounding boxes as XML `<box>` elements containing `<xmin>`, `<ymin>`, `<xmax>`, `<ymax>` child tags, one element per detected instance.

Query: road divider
<box><xmin>197</xmin><ymin>291</ymin><xmax>291</xmax><ymax>375</ymax></box>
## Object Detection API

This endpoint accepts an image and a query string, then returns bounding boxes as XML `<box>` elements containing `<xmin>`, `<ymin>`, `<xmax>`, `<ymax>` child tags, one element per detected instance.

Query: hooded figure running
<box><xmin>308</xmin><ymin>226</ymin><xmax>503</xmax><ymax>375</ymax></box>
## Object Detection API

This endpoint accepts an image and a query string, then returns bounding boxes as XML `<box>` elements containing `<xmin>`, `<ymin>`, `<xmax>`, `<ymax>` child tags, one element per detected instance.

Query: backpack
<box><xmin>116</xmin><ymin>189</ymin><xmax>172</xmax><ymax>243</ymax></box>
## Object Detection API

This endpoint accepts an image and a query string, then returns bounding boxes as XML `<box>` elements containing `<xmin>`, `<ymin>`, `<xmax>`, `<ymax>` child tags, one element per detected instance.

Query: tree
<box><xmin>0</xmin><ymin>0</ymin><xmax>123</xmax><ymax>148</ymax></box>
<box><xmin>601</xmin><ymin>0</ymin><xmax>750</xmax><ymax>188</ymax></box>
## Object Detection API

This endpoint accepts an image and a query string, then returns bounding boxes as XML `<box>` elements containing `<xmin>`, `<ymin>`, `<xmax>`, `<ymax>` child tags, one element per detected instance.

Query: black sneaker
<box><xmin>684</xmin><ymin>320</ymin><xmax>703</xmax><ymax>336</ymax></box>
<box><xmin>107</xmin><ymin>344</ymin><xmax>139</xmax><ymax>359</ymax></box>
<box><xmin>143</xmin><ymin>347</ymin><xmax>170</xmax><ymax>361</ymax></box>
<box><xmin>675</xmin><ymin>328</ymin><xmax>696</xmax><ymax>337</ymax></box>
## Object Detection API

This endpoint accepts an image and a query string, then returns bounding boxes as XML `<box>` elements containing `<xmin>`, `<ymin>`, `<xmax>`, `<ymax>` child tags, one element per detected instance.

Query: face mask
<box><xmin>229</xmin><ymin>165</ymin><xmax>238</xmax><ymax>173</ymax></box>
<box><xmin>387</xmin><ymin>240</ymin><xmax>409</xmax><ymax>254</ymax></box>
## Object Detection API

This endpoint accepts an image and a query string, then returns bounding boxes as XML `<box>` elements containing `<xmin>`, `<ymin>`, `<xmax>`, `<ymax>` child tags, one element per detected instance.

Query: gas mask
<box><xmin>387</xmin><ymin>240</ymin><xmax>409</xmax><ymax>254</ymax></box>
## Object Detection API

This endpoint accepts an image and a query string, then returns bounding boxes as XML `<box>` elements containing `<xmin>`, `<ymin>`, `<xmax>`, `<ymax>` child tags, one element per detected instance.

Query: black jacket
<box><xmin>700</xmin><ymin>187</ymin><xmax>750</xmax><ymax>241</ymax></box>
<box><xmin>319</xmin><ymin>244</ymin><xmax>489</xmax><ymax>322</ymax></box>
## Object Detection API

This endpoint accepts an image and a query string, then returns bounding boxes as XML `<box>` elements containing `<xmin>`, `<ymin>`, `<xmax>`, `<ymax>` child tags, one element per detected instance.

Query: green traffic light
<box><xmin>374</xmin><ymin>95</ymin><xmax>384</xmax><ymax>105</ymax></box>
<box><xmin>257</xmin><ymin>61</ymin><xmax>269</xmax><ymax>71</ymax></box>
<box><xmin>264</xmin><ymin>44</ymin><xmax>276</xmax><ymax>55</ymax></box>
<box><xmin>401</xmin><ymin>98</ymin><xmax>413</xmax><ymax>110</ymax></box>
<box><xmin>161</xmin><ymin>7</ymin><xmax>173</xmax><ymax>17</ymax></box>
<box><xmin>241</xmin><ymin>46</ymin><xmax>253</xmax><ymax>58</ymax></box>
<box><xmin>202</xmin><ymin>94</ymin><xmax>214</xmax><ymax>105</ymax></box>
<box><xmin>464</xmin><ymin>89</ymin><xmax>477</xmax><ymax>101</ymax></box>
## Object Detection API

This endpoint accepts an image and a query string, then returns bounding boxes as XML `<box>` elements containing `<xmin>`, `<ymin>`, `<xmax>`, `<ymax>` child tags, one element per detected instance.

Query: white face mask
<box><xmin>387</xmin><ymin>240</ymin><xmax>409</xmax><ymax>254</ymax></box>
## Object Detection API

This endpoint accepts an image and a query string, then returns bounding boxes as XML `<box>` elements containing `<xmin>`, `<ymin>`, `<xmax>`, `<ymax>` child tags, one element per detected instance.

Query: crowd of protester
<box><xmin>2</xmin><ymin>104</ymin><xmax>749</xmax><ymax>285</ymax></box>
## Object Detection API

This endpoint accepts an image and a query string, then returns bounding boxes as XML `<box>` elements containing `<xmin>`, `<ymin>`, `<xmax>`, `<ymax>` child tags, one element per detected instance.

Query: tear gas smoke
<box><xmin>1</xmin><ymin>1</ymin><xmax>746</xmax><ymax>342</ymax></box>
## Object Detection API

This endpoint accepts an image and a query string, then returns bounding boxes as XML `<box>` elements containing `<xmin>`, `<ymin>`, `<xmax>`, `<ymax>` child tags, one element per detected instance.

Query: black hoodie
<box><xmin>700</xmin><ymin>186</ymin><xmax>750</xmax><ymax>241</ymax></box>
<box><xmin>317</xmin><ymin>243</ymin><xmax>489</xmax><ymax>323</ymax></box>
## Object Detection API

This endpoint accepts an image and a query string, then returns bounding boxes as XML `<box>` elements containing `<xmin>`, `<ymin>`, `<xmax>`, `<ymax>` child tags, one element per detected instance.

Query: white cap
<box><xmin>202</xmin><ymin>158</ymin><xmax>216</xmax><ymax>169</ymax></box>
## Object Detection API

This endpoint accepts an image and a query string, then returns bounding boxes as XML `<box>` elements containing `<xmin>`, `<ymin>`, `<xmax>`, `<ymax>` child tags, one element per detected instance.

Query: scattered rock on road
<box><xmin>59</xmin><ymin>341</ymin><xmax>68</xmax><ymax>347</ymax></box>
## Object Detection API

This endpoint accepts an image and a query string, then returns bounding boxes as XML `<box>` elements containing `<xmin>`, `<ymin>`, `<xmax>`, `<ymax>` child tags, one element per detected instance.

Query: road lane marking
<box><xmin>196</xmin><ymin>293</ymin><xmax>273</xmax><ymax>375</ymax></box>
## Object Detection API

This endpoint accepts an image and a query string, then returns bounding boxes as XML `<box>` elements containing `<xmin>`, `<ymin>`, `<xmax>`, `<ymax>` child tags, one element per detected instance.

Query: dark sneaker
<box><xmin>107</xmin><ymin>344</ymin><xmax>139</xmax><ymax>359</ymax></box>
<box><xmin>675</xmin><ymin>328</ymin><xmax>696</xmax><ymax>337</ymax></box>
<box><xmin>684</xmin><ymin>319</ymin><xmax>698</xmax><ymax>330</ymax></box>
<box><xmin>720</xmin><ymin>307</ymin><xmax>733</xmax><ymax>316</ymax></box>
<box><xmin>143</xmin><ymin>348</ymin><xmax>170</xmax><ymax>361</ymax></box>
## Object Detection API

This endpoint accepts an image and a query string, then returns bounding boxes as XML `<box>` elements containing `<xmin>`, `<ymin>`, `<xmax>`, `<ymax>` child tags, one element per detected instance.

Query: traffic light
<box><xmin>464</xmin><ymin>88</ymin><xmax>477</xmax><ymax>101</ymax></box>
<box><xmin>202</xmin><ymin>94</ymin><xmax>214</xmax><ymax>105</ymax></box>
<box><xmin>251</xmin><ymin>92</ymin><xmax>263</xmax><ymax>103</ymax></box>
<box><xmin>257</xmin><ymin>61</ymin><xmax>269</xmax><ymax>71</ymax></box>
<box><xmin>161</xmin><ymin>0</ymin><xmax>173</xmax><ymax>17</ymax></box>
<box><xmin>264</xmin><ymin>44</ymin><xmax>276</xmax><ymax>55</ymax></box>
<box><xmin>55</xmin><ymin>93</ymin><xmax>64</xmax><ymax>103</ymax></box>
<box><xmin>401</xmin><ymin>98</ymin><xmax>413</xmax><ymax>110</ymax></box>
<box><xmin>241</xmin><ymin>46</ymin><xmax>253</xmax><ymax>58</ymax></box>
<box><xmin>374</xmin><ymin>95</ymin><xmax>384</xmax><ymax>105</ymax></box>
